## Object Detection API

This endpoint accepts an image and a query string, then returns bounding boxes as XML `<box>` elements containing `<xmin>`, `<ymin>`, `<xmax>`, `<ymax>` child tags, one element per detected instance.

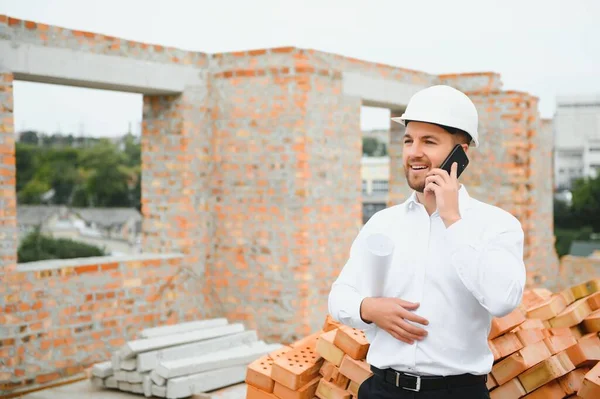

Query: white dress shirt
<box><xmin>328</xmin><ymin>185</ymin><xmax>526</xmax><ymax>376</ymax></box>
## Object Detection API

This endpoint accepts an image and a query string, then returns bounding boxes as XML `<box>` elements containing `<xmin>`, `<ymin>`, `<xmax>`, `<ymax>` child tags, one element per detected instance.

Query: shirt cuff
<box><xmin>339</xmin><ymin>295</ymin><xmax>375</xmax><ymax>331</ymax></box>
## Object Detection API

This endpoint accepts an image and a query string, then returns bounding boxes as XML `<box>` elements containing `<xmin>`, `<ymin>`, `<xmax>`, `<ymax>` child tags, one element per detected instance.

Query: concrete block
<box><xmin>118</xmin><ymin>381</ymin><xmax>132</xmax><ymax>392</ymax></box>
<box><xmin>143</xmin><ymin>374</ymin><xmax>153</xmax><ymax>397</ymax></box>
<box><xmin>91</xmin><ymin>361</ymin><xmax>113</xmax><ymax>378</ymax></box>
<box><xmin>115</xmin><ymin>370</ymin><xmax>144</xmax><ymax>383</ymax></box>
<box><xmin>151</xmin><ymin>370</ymin><xmax>167</xmax><ymax>386</ymax></box>
<box><xmin>156</xmin><ymin>341</ymin><xmax>280</xmax><ymax>379</ymax></box>
<box><xmin>120</xmin><ymin>324</ymin><xmax>245</xmax><ymax>359</ymax></box>
<box><xmin>131</xmin><ymin>383</ymin><xmax>144</xmax><ymax>394</ymax></box>
<box><xmin>112</xmin><ymin>352</ymin><xmax>122</xmax><ymax>371</ymax></box>
<box><xmin>137</xmin><ymin>330</ymin><xmax>258</xmax><ymax>372</ymax></box>
<box><xmin>139</xmin><ymin>318</ymin><xmax>229</xmax><ymax>339</ymax></box>
<box><xmin>165</xmin><ymin>365</ymin><xmax>247</xmax><ymax>399</ymax></box>
<box><xmin>120</xmin><ymin>358</ymin><xmax>137</xmax><ymax>371</ymax></box>
<box><xmin>90</xmin><ymin>376</ymin><xmax>104</xmax><ymax>388</ymax></box>
<box><xmin>153</xmin><ymin>384</ymin><xmax>167</xmax><ymax>398</ymax></box>
<box><xmin>105</xmin><ymin>376</ymin><xmax>118</xmax><ymax>389</ymax></box>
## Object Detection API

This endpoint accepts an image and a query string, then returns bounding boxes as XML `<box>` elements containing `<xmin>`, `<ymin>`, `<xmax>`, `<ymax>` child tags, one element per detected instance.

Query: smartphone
<box><xmin>439</xmin><ymin>144</ymin><xmax>469</xmax><ymax>178</ymax></box>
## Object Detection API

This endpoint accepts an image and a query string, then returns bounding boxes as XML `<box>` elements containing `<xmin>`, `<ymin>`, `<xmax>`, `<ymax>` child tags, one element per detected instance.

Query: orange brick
<box><xmin>579</xmin><ymin>361</ymin><xmax>600</xmax><ymax>398</ymax></box>
<box><xmin>489</xmin><ymin>308</ymin><xmax>526</xmax><ymax>339</ymax></box>
<box><xmin>543</xmin><ymin>334</ymin><xmax>577</xmax><ymax>355</ymax></box>
<box><xmin>526</xmin><ymin>295</ymin><xmax>567</xmax><ymax>320</ymax></box>
<box><xmin>319</xmin><ymin>361</ymin><xmax>335</xmax><ymax>380</ymax></box>
<box><xmin>582</xmin><ymin>309</ymin><xmax>600</xmax><ymax>333</ymax></box>
<box><xmin>565</xmin><ymin>334</ymin><xmax>600</xmax><ymax>367</ymax></box>
<box><xmin>492</xmin><ymin>340</ymin><xmax>552</xmax><ymax>385</ymax></box>
<box><xmin>272</xmin><ymin>345</ymin><xmax>323</xmax><ymax>390</ymax></box>
<box><xmin>517</xmin><ymin>351</ymin><xmax>574</xmax><ymax>393</ymax></box>
<box><xmin>316</xmin><ymin>330</ymin><xmax>344</xmax><ymax>367</ymax></box>
<box><xmin>322</xmin><ymin>315</ymin><xmax>342</xmax><ymax>332</ymax></box>
<box><xmin>246</xmin><ymin>355</ymin><xmax>276</xmax><ymax>392</ymax></box>
<box><xmin>516</xmin><ymin>329</ymin><xmax>546</xmax><ymax>346</ymax></box>
<box><xmin>333</xmin><ymin>326</ymin><xmax>369</xmax><ymax>360</ymax></box>
<box><xmin>515</xmin><ymin>319</ymin><xmax>546</xmax><ymax>330</ymax></box>
<box><xmin>570</xmin><ymin>278</ymin><xmax>600</xmax><ymax>300</ymax></box>
<box><xmin>338</xmin><ymin>355</ymin><xmax>372</xmax><ymax>385</ymax></box>
<box><xmin>492</xmin><ymin>332</ymin><xmax>523</xmax><ymax>359</ymax></box>
<box><xmin>490</xmin><ymin>378</ymin><xmax>526</xmax><ymax>399</ymax></box>
<box><xmin>557</xmin><ymin>367</ymin><xmax>590</xmax><ymax>396</ymax></box>
<box><xmin>291</xmin><ymin>331</ymin><xmax>321</xmax><ymax>350</ymax></box>
<box><xmin>329</xmin><ymin>368</ymin><xmax>350</xmax><ymax>389</ymax></box>
<box><xmin>521</xmin><ymin>380</ymin><xmax>565</xmax><ymax>399</ymax></box>
<box><xmin>486</xmin><ymin>373</ymin><xmax>498</xmax><ymax>391</ymax></box>
<box><xmin>315</xmin><ymin>379</ymin><xmax>351</xmax><ymax>399</ymax></box>
<box><xmin>586</xmin><ymin>291</ymin><xmax>600</xmax><ymax>311</ymax></box>
<box><xmin>273</xmin><ymin>376</ymin><xmax>320</xmax><ymax>399</ymax></box>
<box><xmin>247</xmin><ymin>384</ymin><xmax>278</xmax><ymax>399</ymax></box>
<box><xmin>347</xmin><ymin>380</ymin><xmax>359</xmax><ymax>397</ymax></box>
<box><xmin>549</xmin><ymin>297</ymin><xmax>593</xmax><ymax>328</ymax></box>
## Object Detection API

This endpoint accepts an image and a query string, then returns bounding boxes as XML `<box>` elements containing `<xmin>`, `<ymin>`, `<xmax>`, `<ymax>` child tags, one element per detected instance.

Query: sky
<box><xmin>1</xmin><ymin>0</ymin><xmax>599</xmax><ymax>137</ymax></box>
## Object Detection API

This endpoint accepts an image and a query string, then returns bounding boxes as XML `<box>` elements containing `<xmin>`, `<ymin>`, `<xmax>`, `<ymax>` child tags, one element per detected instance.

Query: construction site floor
<box><xmin>20</xmin><ymin>379</ymin><xmax>248</xmax><ymax>399</ymax></box>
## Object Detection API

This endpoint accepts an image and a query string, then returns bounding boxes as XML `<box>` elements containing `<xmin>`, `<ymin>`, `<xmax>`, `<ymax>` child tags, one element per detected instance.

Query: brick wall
<box><xmin>0</xmin><ymin>254</ymin><xmax>212</xmax><ymax>394</ymax></box>
<box><xmin>557</xmin><ymin>255</ymin><xmax>600</xmax><ymax>290</ymax></box>
<box><xmin>209</xmin><ymin>48</ymin><xmax>362</xmax><ymax>343</ymax></box>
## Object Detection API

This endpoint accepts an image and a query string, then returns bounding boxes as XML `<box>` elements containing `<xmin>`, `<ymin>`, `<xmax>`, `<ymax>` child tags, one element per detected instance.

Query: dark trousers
<box><xmin>358</xmin><ymin>373</ymin><xmax>491</xmax><ymax>399</ymax></box>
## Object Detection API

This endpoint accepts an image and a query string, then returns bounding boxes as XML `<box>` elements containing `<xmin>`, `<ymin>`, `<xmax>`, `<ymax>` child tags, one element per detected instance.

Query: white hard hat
<box><xmin>391</xmin><ymin>85</ymin><xmax>479</xmax><ymax>147</ymax></box>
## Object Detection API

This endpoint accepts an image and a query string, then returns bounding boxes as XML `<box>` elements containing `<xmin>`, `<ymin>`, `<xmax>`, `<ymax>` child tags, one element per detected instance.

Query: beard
<box><xmin>405</xmin><ymin>168</ymin><xmax>426</xmax><ymax>193</ymax></box>
<box><xmin>404</xmin><ymin>158</ymin><xmax>431</xmax><ymax>193</ymax></box>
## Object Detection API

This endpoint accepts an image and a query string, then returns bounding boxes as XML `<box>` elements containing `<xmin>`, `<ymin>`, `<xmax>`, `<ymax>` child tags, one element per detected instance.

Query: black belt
<box><xmin>371</xmin><ymin>366</ymin><xmax>487</xmax><ymax>392</ymax></box>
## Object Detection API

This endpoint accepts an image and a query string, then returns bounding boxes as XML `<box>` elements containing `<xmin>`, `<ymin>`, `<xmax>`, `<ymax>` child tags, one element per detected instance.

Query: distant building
<box><xmin>554</xmin><ymin>94</ymin><xmax>600</xmax><ymax>190</ymax></box>
<box><xmin>361</xmin><ymin>156</ymin><xmax>389</xmax><ymax>224</ymax></box>
<box><xmin>17</xmin><ymin>205</ymin><xmax>142</xmax><ymax>256</ymax></box>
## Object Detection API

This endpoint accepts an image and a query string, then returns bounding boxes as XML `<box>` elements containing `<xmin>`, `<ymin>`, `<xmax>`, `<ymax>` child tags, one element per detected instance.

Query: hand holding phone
<box><xmin>439</xmin><ymin>144</ymin><xmax>469</xmax><ymax>178</ymax></box>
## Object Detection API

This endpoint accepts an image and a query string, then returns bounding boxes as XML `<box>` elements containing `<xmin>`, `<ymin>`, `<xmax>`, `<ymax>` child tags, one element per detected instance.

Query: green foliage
<box><xmin>17</xmin><ymin>227</ymin><xmax>106</xmax><ymax>263</ymax></box>
<box><xmin>571</xmin><ymin>175</ymin><xmax>600</xmax><ymax>232</ymax></box>
<box><xmin>362</xmin><ymin>137</ymin><xmax>387</xmax><ymax>157</ymax></box>
<box><xmin>16</xmin><ymin>132</ymin><xmax>141</xmax><ymax>210</ymax></box>
<box><xmin>554</xmin><ymin>175</ymin><xmax>600</xmax><ymax>257</ymax></box>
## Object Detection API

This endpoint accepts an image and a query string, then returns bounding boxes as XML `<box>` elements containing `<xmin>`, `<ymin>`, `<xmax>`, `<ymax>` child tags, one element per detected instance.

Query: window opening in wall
<box><xmin>13</xmin><ymin>81</ymin><xmax>143</xmax><ymax>262</ymax></box>
<box><xmin>361</xmin><ymin>106</ymin><xmax>391</xmax><ymax>224</ymax></box>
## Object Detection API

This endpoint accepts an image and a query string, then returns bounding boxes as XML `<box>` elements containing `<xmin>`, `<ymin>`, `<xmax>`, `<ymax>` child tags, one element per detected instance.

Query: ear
<box><xmin>461</xmin><ymin>143</ymin><xmax>469</xmax><ymax>153</ymax></box>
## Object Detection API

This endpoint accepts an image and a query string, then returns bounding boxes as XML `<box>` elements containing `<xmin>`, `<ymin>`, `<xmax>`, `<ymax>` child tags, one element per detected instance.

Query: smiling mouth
<box><xmin>410</xmin><ymin>165</ymin><xmax>429</xmax><ymax>171</ymax></box>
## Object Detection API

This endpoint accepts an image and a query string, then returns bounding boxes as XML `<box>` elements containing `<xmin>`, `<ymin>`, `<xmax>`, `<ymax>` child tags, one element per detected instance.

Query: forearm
<box><xmin>446</xmin><ymin>217</ymin><xmax>526</xmax><ymax>317</ymax></box>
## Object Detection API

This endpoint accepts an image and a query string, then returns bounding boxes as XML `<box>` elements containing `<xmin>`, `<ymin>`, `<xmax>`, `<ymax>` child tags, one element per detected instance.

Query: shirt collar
<box><xmin>406</xmin><ymin>184</ymin><xmax>472</xmax><ymax>216</ymax></box>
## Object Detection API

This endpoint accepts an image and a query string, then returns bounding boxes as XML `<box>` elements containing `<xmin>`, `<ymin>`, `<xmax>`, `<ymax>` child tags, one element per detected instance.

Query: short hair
<box><xmin>405</xmin><ymin>120</ymin><xmax>472</xmax><ymax>146</ymax></box>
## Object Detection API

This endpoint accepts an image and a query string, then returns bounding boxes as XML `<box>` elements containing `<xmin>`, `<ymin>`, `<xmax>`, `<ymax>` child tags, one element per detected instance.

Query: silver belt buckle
<box><xmin>401</xmin><ymin>372</ymin><xmax>421</xmax><ymax>392</ymax></box>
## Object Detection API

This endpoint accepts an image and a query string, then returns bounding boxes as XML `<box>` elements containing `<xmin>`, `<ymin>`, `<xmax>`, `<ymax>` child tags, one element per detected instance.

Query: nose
<box><xmin>405</xmin><ymin>142</ymin><xmax>425</xmax><ymax>159</ymax></box>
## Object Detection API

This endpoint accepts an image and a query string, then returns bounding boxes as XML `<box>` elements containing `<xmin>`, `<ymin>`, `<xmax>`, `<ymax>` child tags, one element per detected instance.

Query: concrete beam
<box><xmin>139</xmin><ymin>318</ymin><xmax>229</xmax><ymax>339</ymax></box>
<box><xmin>91</xmin><ymin>361</ymin><xmax>113</xmax><ymax>378</ymax></box>
<box><xmin>120</xmin><ymin>324</ymin><xmax>245</xmax><ymax>359</ymax></box>
<box><xmin>155</xmin><ymin>341</ymin><xmax>281</xmax><ymax>379</ymax></box>
<box><xmin>136</xmin><ymin>330</ymin><xmax>257</xmax><ymax>371</ymax></box>
<box><xmin>342</xmin><ymin>71</ymin><xmax>426</xmax><ymax>110</ymax></box>
<box><xmin>0</xmin><ymin>40</ymin><xmax>204</xmax><ymax>94</ymax></box>
<box><xmin>165</xmin><ymin>365</ymin><xmax>247</xmax><ymax>399</ymax></box>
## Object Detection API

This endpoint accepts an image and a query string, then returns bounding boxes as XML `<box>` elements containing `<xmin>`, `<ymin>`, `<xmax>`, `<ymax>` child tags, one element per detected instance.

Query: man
<box><xmin>328</xmin><ymin>85</ymin><xmax>526</xmax><ymax>399</ymax></box>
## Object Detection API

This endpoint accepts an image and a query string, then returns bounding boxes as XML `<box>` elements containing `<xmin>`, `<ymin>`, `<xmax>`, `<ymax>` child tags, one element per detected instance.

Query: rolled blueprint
<box><xmin>362</xmin><ymin>232</ymin><xmax>395</xmax><ymax>297</ymax></box>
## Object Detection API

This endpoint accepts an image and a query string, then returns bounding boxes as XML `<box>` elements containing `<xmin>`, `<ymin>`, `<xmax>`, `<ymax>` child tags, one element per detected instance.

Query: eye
<box><xmin>425</xmin><ymin>141</ymin><xmax>436</xmax><ymax>144</ymax></box>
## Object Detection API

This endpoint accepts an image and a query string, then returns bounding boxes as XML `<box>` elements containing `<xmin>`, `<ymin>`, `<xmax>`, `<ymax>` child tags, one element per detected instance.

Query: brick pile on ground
<box><xmin>487</xmin><ymin>279</ymin><xmax>600</xmax><ymax>398</ymax></box>
<box><xmin>245</xmin><ymin>278</ymin><xmax>600</xmax><ymax>399</ymax></box>
<box><xmin>89</xmin><ymin>318</ymin><xmax>282</xmax><ymax>399</ymax></box>
<box><xmin>245</xmin><ymin>315</ymin><xmax>371</xmax><ymax>399</ymax></box>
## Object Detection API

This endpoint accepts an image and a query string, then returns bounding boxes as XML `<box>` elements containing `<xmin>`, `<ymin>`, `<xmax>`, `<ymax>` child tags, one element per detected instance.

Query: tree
<box><xmin>362</xmin><ymin>137</ymin><xmax>387</xmax><ymax>157</ymax></box>
<box><xmin>17</xmin><ymin>227</ymin><xmax>106</xmax><ymax>263</ymax></box>
<box><xmin>571</xmin><ymin>175</ymin><xmax>600</xmax><ymax>232</ymax></box>
<box><xmin>18</xmin><ymin>130</ymin><xmax>39</xmax><ymax>145</ymax></box>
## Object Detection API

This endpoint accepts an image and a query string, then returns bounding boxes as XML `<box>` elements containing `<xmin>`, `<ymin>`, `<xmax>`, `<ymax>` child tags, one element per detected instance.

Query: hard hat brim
<box><xmin>391</xmin><ymin>116</ymin><xmax>479</xmax><ymax>147</ymax></box>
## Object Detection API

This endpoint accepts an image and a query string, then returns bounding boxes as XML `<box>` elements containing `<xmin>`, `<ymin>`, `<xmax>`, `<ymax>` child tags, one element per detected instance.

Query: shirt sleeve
<box><xmin>445</xmin><ymin>213</ymin><xmax>526</xmax><ymax>318</ymax></box>
<box><xmin>328</xmin><ymin>214</ymin><xmax>381</xmax><ymax>331</ymax></box>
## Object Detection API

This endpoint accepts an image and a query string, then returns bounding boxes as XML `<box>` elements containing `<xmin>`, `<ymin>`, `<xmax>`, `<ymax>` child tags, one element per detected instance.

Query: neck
<box><xmin>415</xmin><ymin>191</ymin><xmax>437</xmax><ymax>215</ymax></box>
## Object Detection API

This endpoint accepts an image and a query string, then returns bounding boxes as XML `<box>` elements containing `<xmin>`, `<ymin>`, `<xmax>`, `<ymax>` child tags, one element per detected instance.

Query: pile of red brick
<box><xmin>244</xmin><ymin>279</ymin><xmax>600</xmax><ymax>399</ymax></box>
<box><xmin>488</xmin><ymin>279</ymin><xmax>600</xmax><ymax>398</ymax></box>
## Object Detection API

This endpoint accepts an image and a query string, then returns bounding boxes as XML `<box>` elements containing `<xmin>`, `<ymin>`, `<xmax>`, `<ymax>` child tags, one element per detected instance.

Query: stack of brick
<box><xmin>245</xmin><ymin>278</ymin><xmax>600</xmax><ymax>399</ymax></box>
<box><xmin>487</xmin><ymin>279</ymin><xmax>600</xmax><ymax>398</ymax></box>
<box><xmin>90</xmin><ymin>318</ymin><xmax>282</xmax><ymax>399</ymax></box>
<box><xmin>245</xmin><ymin>316</ymin><xmax>372</xmax><ymax>399</ymax></box>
